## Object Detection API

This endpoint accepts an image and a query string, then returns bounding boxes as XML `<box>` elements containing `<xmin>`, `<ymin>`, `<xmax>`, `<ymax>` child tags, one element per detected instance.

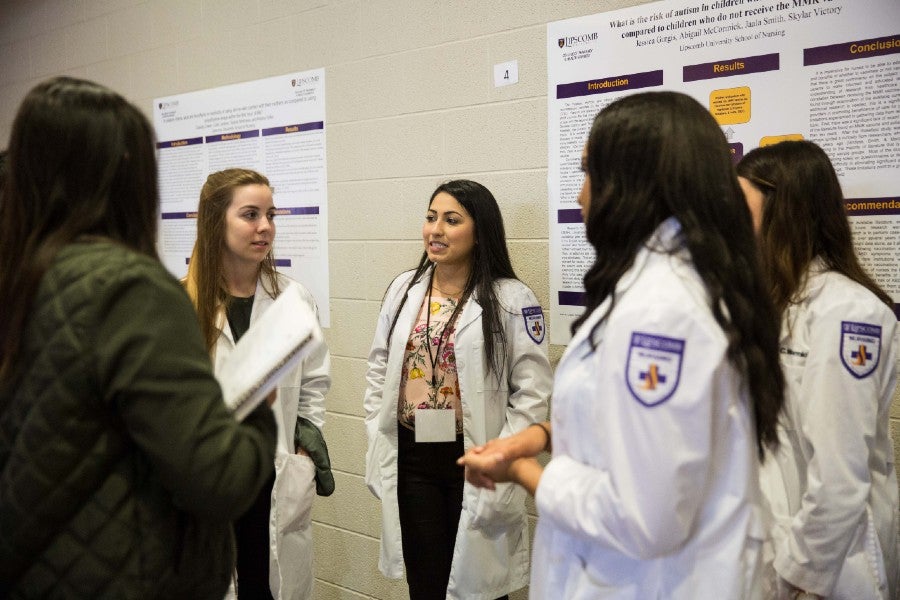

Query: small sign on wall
<box><xmin>494</xmin><ymin>60</ymin><xmax>519</xmax><ymax>87</ymax></box>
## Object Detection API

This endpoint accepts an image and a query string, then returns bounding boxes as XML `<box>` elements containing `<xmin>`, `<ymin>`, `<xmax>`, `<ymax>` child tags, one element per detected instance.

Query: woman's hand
<box><xmin>457</xmin><ymin>422</ymin><xmax>550</xmax><ymax>493</ymax></box>
<box><xmin>462</xmin><ymin>421</ymin><xmax>549</xmax><ymax>464</ymax></box>
<box><xmin>458</xmin><ymin>444</ymin><xmax>515</xmax><ymax>490</ymax></box>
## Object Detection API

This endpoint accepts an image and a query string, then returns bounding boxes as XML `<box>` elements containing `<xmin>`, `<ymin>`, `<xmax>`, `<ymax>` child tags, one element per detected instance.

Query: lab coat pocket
<box><xmin>466</xmin><ymin>482</ymin><xmax>527</xmax><ymax>536</ymax></box>
<box><xmin>832</xmin><ymin>506</ymin><xmax>888</xmax><ymax>600</ymax></box>
<box><xmin>578</xmin><ymin>540</ymin><xmax>633</xmax><ymax>597</ymax></box>
<box><xmin>272</xmin><ymin>453</ymin><xmax>316</xmax><ymax>535</ymax></box>
<box><xmin>364</xmin><ymin>432</ymin><xmax>385</xmax><ymax>499</ymax></box>
<box><xmin>270</xmin><ymin>453</ymin><xmax>315</xmax><ymax>600</ymax></box>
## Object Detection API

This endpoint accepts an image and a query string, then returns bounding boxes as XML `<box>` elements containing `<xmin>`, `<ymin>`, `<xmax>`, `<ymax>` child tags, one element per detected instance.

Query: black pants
<box><xmin>234</xmin><ymin>471</ymin><xmax>276</xmax><ymax>599</ymax></box>
<box><xmin>397</xmin><ymin>425</ymin><xmax>510</xmax><ymax>600</ymax></box>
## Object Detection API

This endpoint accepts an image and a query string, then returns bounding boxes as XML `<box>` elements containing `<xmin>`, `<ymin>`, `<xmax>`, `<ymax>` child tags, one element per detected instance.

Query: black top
<box><xmin>227</xmin><ymin>295</ymin><xmax>254</xmax><ymax>342</ymax></box>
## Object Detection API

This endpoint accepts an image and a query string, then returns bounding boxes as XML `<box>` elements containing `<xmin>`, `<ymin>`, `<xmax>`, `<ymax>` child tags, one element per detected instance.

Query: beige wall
<box><xmin>2</xmin><ymin>0</ymin><xmax>898</xmax><ymax>598</ymax></box>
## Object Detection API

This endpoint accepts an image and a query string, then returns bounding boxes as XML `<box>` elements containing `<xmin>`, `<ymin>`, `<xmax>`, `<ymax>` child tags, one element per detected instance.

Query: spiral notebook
<box><xmin>218</xmin><ymin>284</ymin><xmax>322</xmax><ymax>421</ymax></box>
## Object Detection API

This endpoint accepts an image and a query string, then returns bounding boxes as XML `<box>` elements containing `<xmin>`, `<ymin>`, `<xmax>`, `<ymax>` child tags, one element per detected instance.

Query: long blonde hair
<box><xmin>184</xmin><ymin>168</ymin><xmax>279</xmax><ymax>352</ymax></box>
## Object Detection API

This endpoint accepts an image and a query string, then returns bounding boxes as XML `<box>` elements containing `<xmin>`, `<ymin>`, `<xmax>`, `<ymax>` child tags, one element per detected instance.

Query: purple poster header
<box><xmin>556</xmin><ymin>70</ymin><xmax>663</xmax><ymax>100</ymax></box>
<box><xmin>205</xmin><ymin>129</ymin><xmax>260</xmax><ymax>143</ymax></box>
<box><xmin>275</xmin><ymin>206</ymin><xmax>320</xmax><ymax>216</ymax></box>
<box><xmin>157</xmin><ymin>136</ymin><xmax>203</xmax><ymax>150</ymax></box>
<box><xmin>683</xmin><ymin>53</ymin><xmax>779</xmax><ymax>83</ymax></box>
<box><xmin>804</xmin><ymin>34</ymin><xmax>900</xmax><ymax>66</ymax></box>
<box><xmin>558</xmin><ymin>291</ymin><xmax>586</xmax><ymax>307</ymax></box>
<box><xmin>161</xmin><ymin>211</ymin><xmax>198</xmax><ymax>219</ymax></box>
<box><xmin>558</xmin><ymin>208</ymin><xmax>583</xmax><ymax>224</ymax></box>
<box><xmin>845</xmin><ymin>197</ymin><xmax>900</xmax><ymax>217</ymax></box>
<box><xmin>262</xmin><ymin>121</ymin><xmax>325</xmax><ymax>136</ymax></box>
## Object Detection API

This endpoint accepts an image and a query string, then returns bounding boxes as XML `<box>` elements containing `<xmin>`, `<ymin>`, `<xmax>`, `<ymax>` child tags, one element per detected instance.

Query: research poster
<box><xmin>153</xmin><ymin>69</ymin><xmax>330</xmax><ymax>325</ymax></box>
<box><xmin>548</xmin><ymin>0</ymin><xmax>900</xmax><ymax>344</ymax></box>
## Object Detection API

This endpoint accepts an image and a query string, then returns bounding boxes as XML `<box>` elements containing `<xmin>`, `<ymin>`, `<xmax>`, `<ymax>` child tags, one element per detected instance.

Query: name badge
<box><xmin>415</xmin><ymin>408</ymin><xmax>456</xmax><ymax>443</ymax></box>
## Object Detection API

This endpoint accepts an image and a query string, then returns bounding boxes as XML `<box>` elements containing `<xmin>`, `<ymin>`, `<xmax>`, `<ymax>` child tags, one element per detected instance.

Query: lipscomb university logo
<box><xmin>840</xmin><ymin>321</ymin><xmax>881</xmax><ymax>379</ymax></box>
<box><xmin>522</xmin><ymin>306</ymin><xmax>545</xmax><ymax>344</ymax></box>
<box><xmin>626</xmin><ymin>332</ymin><xmax>685</xmax><ymax>407</ymax></box>
<box><xmin>558</xmin><ymin>38</ymin><xmax>565</xmax><ymax>48</ymax></box>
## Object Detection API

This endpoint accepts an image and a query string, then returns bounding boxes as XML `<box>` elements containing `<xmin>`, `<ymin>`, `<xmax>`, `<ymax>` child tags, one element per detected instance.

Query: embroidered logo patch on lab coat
<box><xmin>840</xmin><ymin>321</ymin><xmax>881</xmax><ymax>379</ymax></box>
<box><xmin>522</xmin><ymin>306</ymin><xmax>545</xmax><ymax>344</ymax></box>
<box><xmin>626</xmin><ymin>332</ymin><xmax>685</xmax><ymax>407</ymax></box>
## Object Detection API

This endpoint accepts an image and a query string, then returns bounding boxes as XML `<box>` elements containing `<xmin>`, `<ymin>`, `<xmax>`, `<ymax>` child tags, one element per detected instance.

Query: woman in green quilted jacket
<box><xmin>0</xmin><ymin>77</ymin><xmax>278</xmax><ymax>598</ymax></box>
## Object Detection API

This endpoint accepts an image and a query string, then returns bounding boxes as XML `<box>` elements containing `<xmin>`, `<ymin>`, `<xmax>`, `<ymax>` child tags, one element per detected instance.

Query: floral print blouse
<box><xmin>398</xmin><ymin>294</ymin><xmax>463</xmax><ymax>433</ymax></box>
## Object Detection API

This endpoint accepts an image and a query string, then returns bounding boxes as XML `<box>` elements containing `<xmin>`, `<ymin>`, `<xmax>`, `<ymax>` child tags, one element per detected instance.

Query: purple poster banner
<box><xmin>558</xmin><ymin>208</ymin><xmax>583</xmax><ymax>224</ymax></box>
<box><xmin>683</xmin><ymin>53</ymin><xmax>779</xmax><ymax>83</ymax></box>
<box><xmin>262</xmin><ymin>121</ymin><xmax>325</xmax><ymax>136</ymax></box>
<box><xmin>205</xmin><ymin>129</ymin><xmax>260</xmax><ymax>143</ymax></box>
<box><xmin>157</xmin><ymin>136</ymin><xmax>203</xmax><ymax>150</ymax></box>
<box><xmin>275</xmin><ymin>206</ymin><xmax>320</xmax><ymax>216</ymax></box>
<box><xmin>161</xmin><ymin>211</ymin><xmax>198</xmax><ymax>219</ymax></box>
<box><xmin>558</xmin><ymin>291</ymin><xmax>586</xmax><ymax>307</ymax></box>
<box><xmin>804</xmin><ymin>34</ymin><xmax>900</xmax><ymax>66</ymax></box>
<box><xmin>556</xmin><ymin>70</ymin><xmax>664</xmax><ymax>100</ymax></box>
<box><xmin>845</xmin><ymin>197</ymin><xmax>900</xmax><ymax>217</ymax></box>
<box><xmin>729</xmin><ymin>143</ymin><xmax>744</xmax><ymax>164</ymax></box>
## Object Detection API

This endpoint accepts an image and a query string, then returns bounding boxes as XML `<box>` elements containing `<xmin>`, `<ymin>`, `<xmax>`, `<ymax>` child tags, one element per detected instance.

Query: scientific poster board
<box><xmin>153</xmin><ymin>69</ymin><xmax>330</xmax><ymax>325</ymax></box>
<box><xmin>548</xmin><ymin>0</ymin><xmax>900</xmax><ymax>343</ymax></box>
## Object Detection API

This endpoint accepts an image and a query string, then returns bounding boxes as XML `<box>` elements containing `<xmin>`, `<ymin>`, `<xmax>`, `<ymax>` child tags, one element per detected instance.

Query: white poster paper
<box><xmin>153</xmin><ymin>69</ymin><xmax>330</xmax><ymax>325</ymax></box>
<box><xmin>548</xmin><ymin>0</ymin><xmax>900</xmax><ymax>343</ymax></box>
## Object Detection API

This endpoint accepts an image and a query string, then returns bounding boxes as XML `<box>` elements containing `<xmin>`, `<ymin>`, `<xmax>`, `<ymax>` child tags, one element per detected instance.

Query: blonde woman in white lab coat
<box><xmin>184</xmin><ymin>168</ymin><xmax>331</xmax><ymax>599</ymax></box>
<box><xmin>364</xmin><ymin>179</ymin><xmax>551</xmax><ymax>599</ymax></box>
<box><xmin>737</xmin><ymin>141</ymin><xmax>899</xmax><ymax>600</ymax></box>
<box><xmin>459</xmin><ymin>92</ymin><xmax>785</xmax><ymax>599</ymax></box>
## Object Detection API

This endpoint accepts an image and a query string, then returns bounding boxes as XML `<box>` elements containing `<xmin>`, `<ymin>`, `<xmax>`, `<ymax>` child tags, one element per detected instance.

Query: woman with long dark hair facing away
<box><xmin>459</xmin><ymin>91</ymin><xmax>785</xmax><ymax>598</ymax></box>
<box><xmin>738</xmin><ymin>141</ymin><xmax>898</xmax><ymax>600</ymax></box>
<box><xmin>363</xmin><ymin>179</ymin><xmax>552</xmax><ymax>599</ymax></box>
<box><xmin>0</xmin><ymin>77</ymin><xmax>277</xmax><ymax>598</ymax></box>
<box><xmin>183</xmin><ymin>168</ymin><xmax>332</xmax><ymax>600</ymax></box>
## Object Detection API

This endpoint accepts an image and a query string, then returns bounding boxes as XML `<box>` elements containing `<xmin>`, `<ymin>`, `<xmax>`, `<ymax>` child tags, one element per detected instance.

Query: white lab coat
<box><xmin>530</xmin><ymin>218</ymin><xmax>766</xmax><ymax>599</ymax></box>
<box><xmin>363</xmin><ymin>267</ymin><xmax>551</xmax><ymax>599</ymax></box>
<box><xmin>759</xmin><ymin>260</ymin><xmax>899</xmax><ymax>599</ymax></box>
<box><xmin>214</xmin><ymin>274</ymin><xmax>330</xmax><ymax>600</ymax></box>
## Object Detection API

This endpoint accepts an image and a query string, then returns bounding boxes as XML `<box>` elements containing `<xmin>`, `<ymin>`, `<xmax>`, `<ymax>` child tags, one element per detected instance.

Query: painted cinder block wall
<box><xmin>1</xmin><ymin>1</ymin><xmax>898</xmax><ymax>598</ymax></box>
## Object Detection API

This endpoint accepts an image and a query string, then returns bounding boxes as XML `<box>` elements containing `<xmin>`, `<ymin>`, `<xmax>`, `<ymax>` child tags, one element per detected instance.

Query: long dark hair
<box><xmin>574</xmin><ymin>91</ymin><xmax>783</xmax><ymax>458</ymax></box>
<box><xmin>737</xmin><ymin>140</ymin><xmax>892</xmax><ymax>316</ymax></box>
<box><xmin>0</xmin><ymin>77</ymin><xmax>160</xmax><ymax>380</ymax></box>
<box><xmin>184</xmin><ymin>168</ymin><xmax>279</xmax><ymax>353</ymax></box>
<box><xmin>386</xmin><ymin>180</ymin><xmax>518</xmax><ymax>382</ymax></box>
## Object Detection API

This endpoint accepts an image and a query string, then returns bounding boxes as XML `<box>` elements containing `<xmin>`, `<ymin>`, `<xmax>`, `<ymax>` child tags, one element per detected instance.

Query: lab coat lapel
<box><xmin>216</xmin><ymin>308</ymin><xmax>235</xmax><ymax>347</ymax></box>
<box><xmin>395</xmin><ymin>274</ymin><xmax>430</xmax><ymax>352</ymax></box>
<box><xmin>454</xmin><ymin>292</ymin><xmax>483</xmax><ymax>336</ymax></box>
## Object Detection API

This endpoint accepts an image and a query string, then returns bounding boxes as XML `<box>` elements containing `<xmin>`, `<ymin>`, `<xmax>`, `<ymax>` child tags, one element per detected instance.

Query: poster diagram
<box><xmin>548</xmin><ymin>0</ymin><xmax>900</xmax><ymax>343</ymax></box>
<box><xmin>153</xmin><ymin>69</ymin><xmax>330</xmax><ymax>325</ymax></box>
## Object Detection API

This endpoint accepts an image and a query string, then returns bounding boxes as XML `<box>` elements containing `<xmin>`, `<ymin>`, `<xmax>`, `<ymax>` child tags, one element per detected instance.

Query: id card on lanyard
<box><xmin>415</xmin><ymin>408</ymin><xmax>456</xmax><ymax>442</ymax></box>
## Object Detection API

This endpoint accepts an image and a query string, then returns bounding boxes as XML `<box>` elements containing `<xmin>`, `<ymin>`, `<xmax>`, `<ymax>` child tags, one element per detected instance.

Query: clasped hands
<box><xmin>456</xmin><ymin>422</ymin><xmax>550</xmax><ymax>496</ymax></box>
